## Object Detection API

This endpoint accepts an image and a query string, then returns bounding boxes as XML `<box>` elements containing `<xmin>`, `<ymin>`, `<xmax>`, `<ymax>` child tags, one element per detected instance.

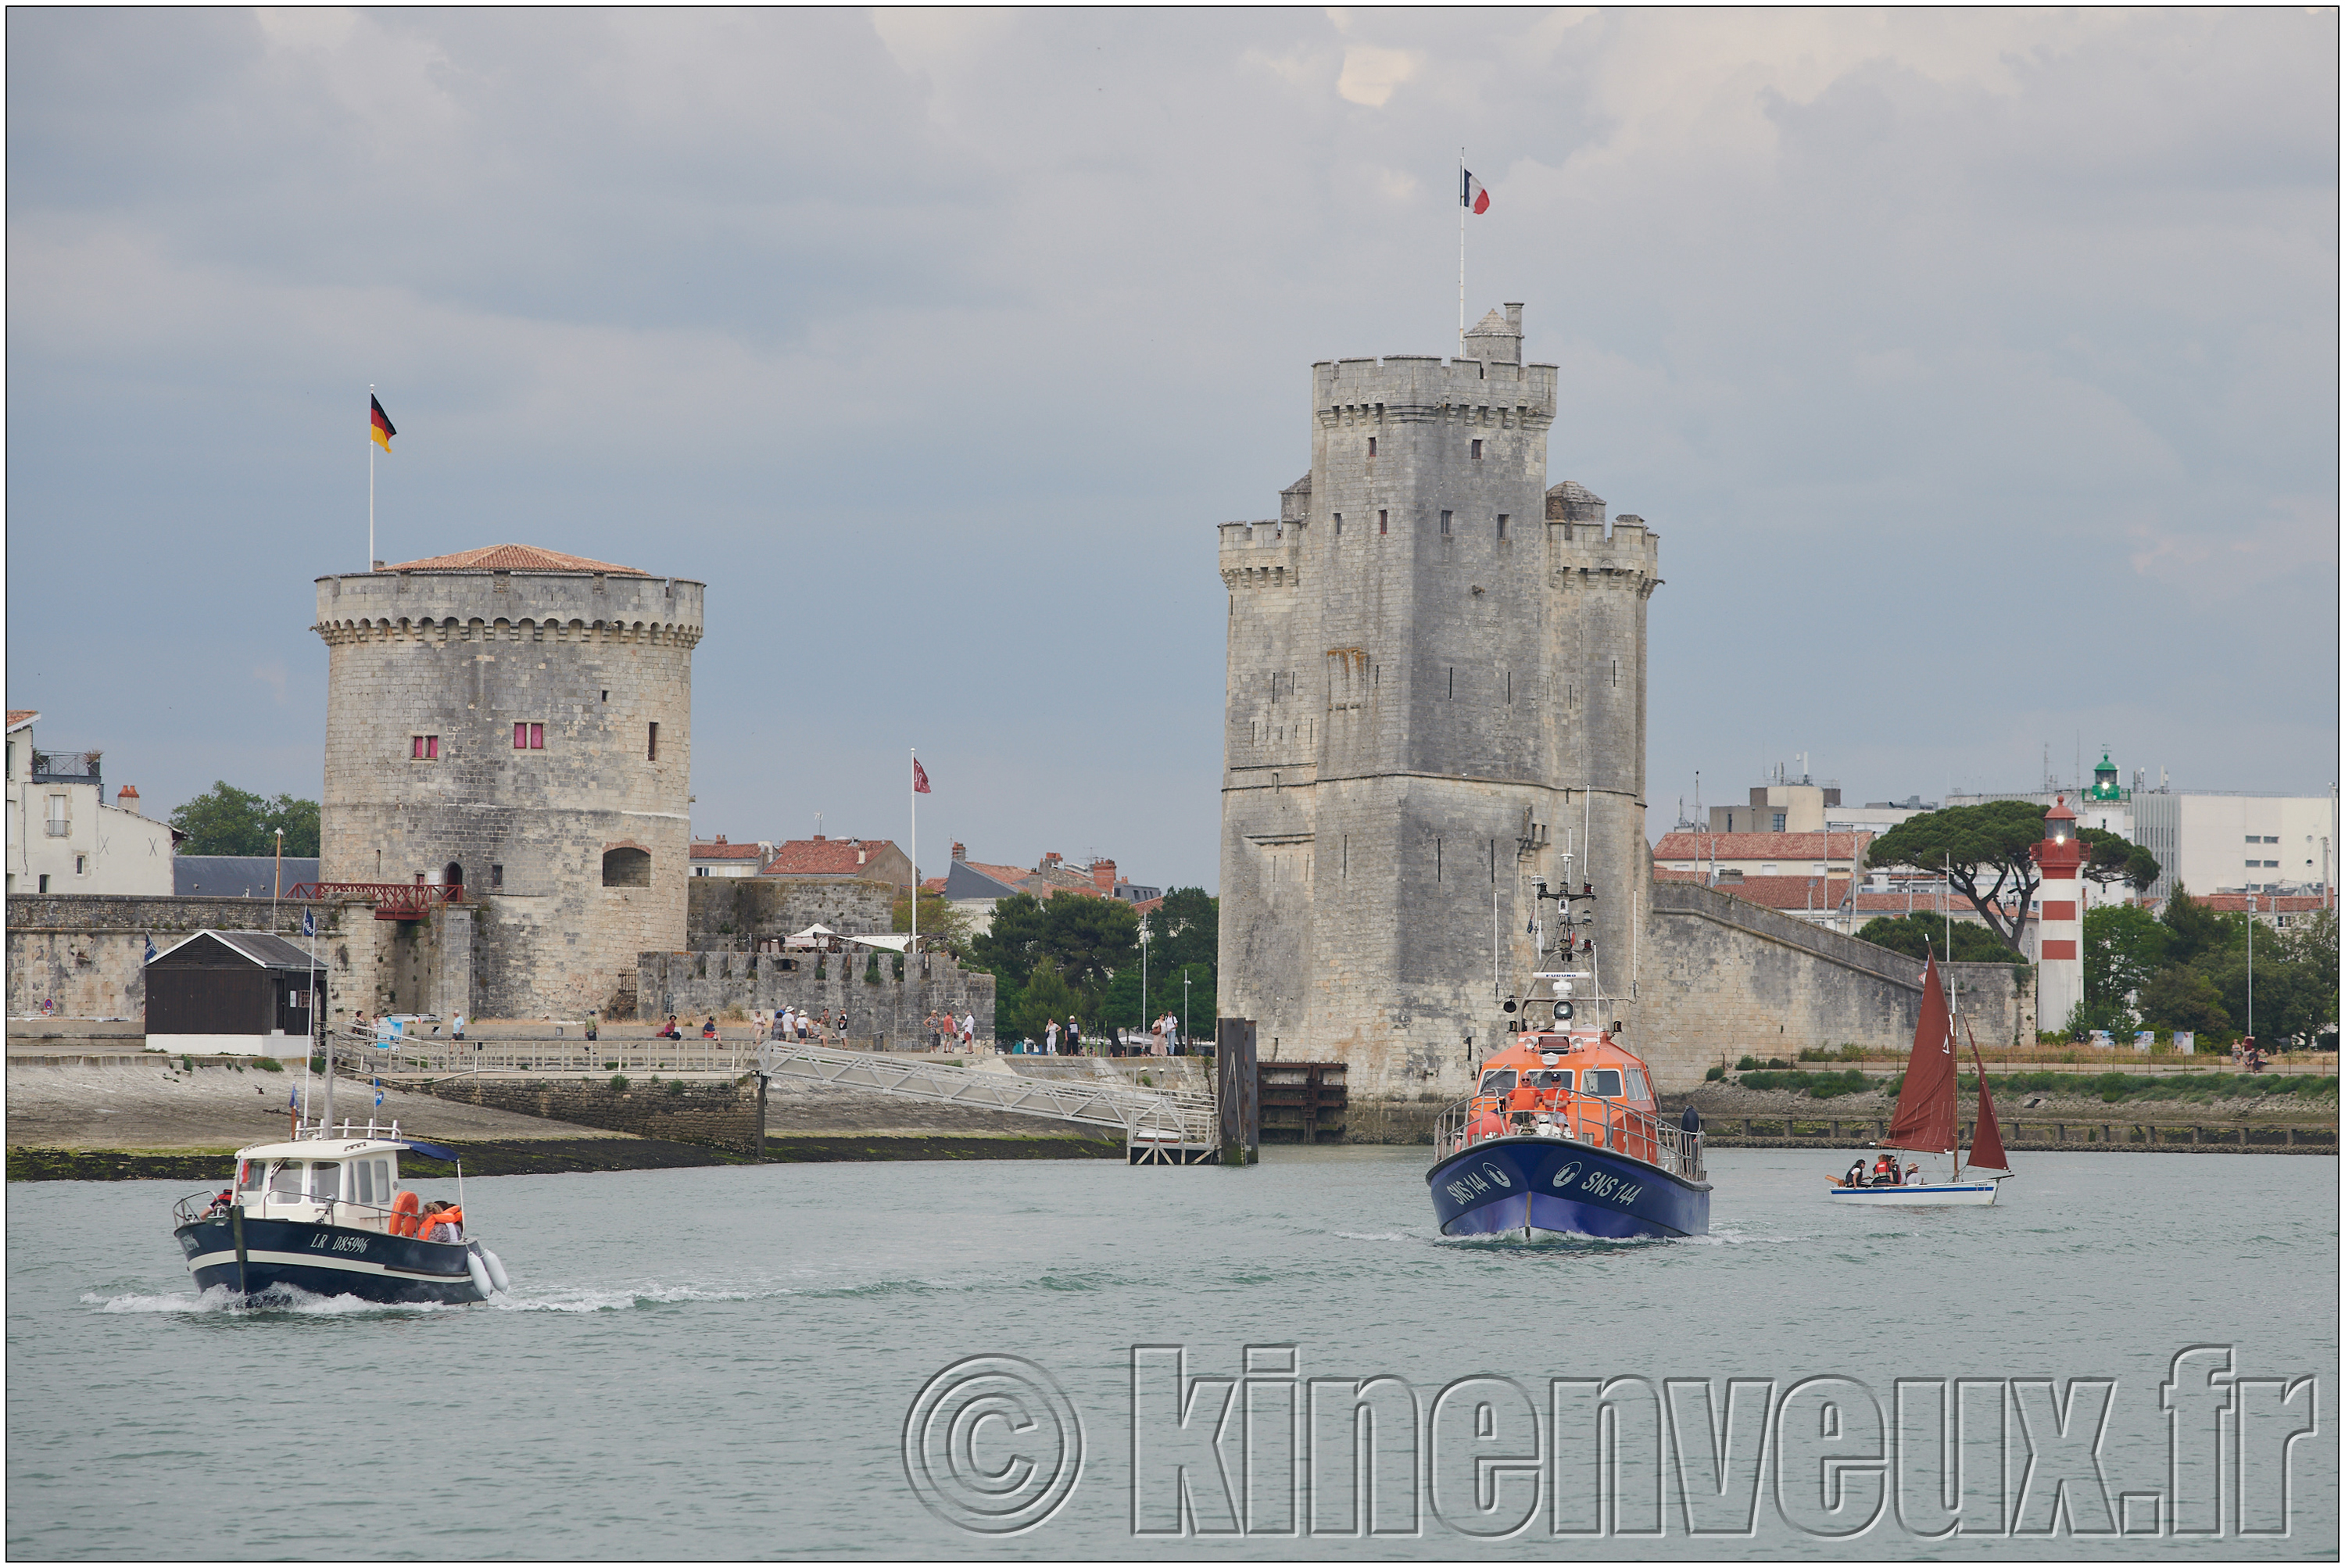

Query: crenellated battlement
<box><xmin>1217</xmin><ymin>519</ymin><xmax>1305</xmax><ymax>591</ymax></box>
<box><xmin>312</xmin><ymin>614</ymin><xmax>703</xmax><ymax>650</ymax></box>
<box><xmin>1312</xmin><ymin>353</ymin><xmax>1558</xmax><ymax>428</ymax></box>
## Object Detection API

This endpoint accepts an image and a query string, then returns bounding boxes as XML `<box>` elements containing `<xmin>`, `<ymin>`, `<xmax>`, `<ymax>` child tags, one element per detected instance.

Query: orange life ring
<box><xmin>389</xmin><ymin>1190</ymin><xmax>421</xmax><ymax>1237</ymax></box>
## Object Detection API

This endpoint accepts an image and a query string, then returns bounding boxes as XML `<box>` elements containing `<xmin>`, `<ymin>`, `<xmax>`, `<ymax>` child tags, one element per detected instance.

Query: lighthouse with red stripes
<box><xmin>2032</xmin><ymin>796</ymin><xmax>2085</xmax><ymax>1032</ymax></box>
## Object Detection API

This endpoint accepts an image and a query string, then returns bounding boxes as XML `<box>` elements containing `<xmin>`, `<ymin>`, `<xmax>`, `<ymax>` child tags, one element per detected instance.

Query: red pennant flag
<box><xmin>912</xmin><ymin>758</ymin><xmax>931</xmax><ymax>794</ymax></box>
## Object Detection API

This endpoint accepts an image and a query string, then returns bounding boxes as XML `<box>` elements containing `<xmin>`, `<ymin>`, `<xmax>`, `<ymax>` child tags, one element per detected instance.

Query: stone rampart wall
<box><xmin>639</xmin><ymin>950</ymin><xmax>994</xmax><ymax>1044</ymax></box>
<box><xmin>414</xmin><ymin>1072</ymin><xmax>763</xmax><ymax>1157</ymax></box>
<box><xmin>5</xmin><ymin>894</ymin><xmax>387</xmax><ymax>1023</ymax></box>
<box><xmin>1634</xmin><ymin>879</ymin><xmax>2027</xmax><ymax>1089</ymax></box>
<box><xmin>686</xmin><ymin>877</ymin><xmax>897</xmax><ymax>948</ymax></box>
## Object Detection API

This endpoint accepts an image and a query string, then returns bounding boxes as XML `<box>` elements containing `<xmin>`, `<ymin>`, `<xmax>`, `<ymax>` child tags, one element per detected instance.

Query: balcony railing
<box><xmin>30</xmin><ymin>750</ymin><xmax>100</xmax><ymax>784</ymax></box>
<box><xmin>286</xmin><ymin>882</ymin><xmax>464</xmax><ymax>921</ymax></box>
<box><xmin>44</xmin><ymin>819</ymin><xmax>71</xmax><ymax>836</ymax></box>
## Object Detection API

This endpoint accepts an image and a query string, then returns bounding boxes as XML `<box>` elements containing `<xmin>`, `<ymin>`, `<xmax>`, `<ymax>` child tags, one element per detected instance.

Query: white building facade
<box><xmin>5</xmin><ymin>711</ymin><xmax>177</xmax><ymax>898</ymax></box>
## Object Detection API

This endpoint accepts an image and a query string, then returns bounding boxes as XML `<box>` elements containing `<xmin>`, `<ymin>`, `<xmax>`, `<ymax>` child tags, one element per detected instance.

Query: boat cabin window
<box><xmin>374</xmin><ymin>1159</ymin><xmax>393</xmax><ymax>1201</ymax></box>
<box><xmin>268</xmin><ymin>1162</ymin><xmax>304</xmax><ymax>1199</ymax></box>
<box><xmin>1583</xmin><ymin>1069</ymin><xmax>1624</xmax><ymax>1097</ymax></box>
<box><xmin>1477</xmin><ymin>1069</ymin><xmax>1517</xmax><ymax>1096</ymax></box>
<box><xmin>308</xmin><ymin>1162</ymin><xmax>342</xmax><ymax>1201</ymax></box>
<box><xmin>1624</xmin><ymin>1069</ymin><xmax>1649</xmax><ymax>1101</ymax></box>
<box><xmin>1525</xmin><ymin>1069</ymin><xmax>1573</xmax><ymax>1090</ymax></box>
<box><xmin>237</xmin><ymin>1160</ymin><xmax>264</xmax><ymax>1194</ymax></box>
<box><xmin>354</xmin><ymin>1160</ymin><xmax>377</xmax><ymax>1206</ymax></box>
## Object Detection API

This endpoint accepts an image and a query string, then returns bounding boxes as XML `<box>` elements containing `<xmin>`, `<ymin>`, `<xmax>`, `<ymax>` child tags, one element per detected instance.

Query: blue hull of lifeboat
<box><xmin>174</xmin><ymin>1215</ymin><xmax>483</xmax><ymax>1305</ymax></box>
<box><xmin>1427</xmin><ymin>1136</ymin><xmax>1710</xmax><ymax>1240</ymax></box>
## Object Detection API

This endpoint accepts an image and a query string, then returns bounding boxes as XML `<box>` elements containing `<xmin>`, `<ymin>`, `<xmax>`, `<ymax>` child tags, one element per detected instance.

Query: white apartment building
<box><xmin>6</xmin><ymin>711</ymin><xmax>177</xmax><ymax>897</ymax></box>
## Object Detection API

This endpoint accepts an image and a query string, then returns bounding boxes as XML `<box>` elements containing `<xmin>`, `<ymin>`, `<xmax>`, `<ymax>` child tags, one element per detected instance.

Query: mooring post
<box><xmin>1215</xmin><ymin>1017</ymin><xmax>1258</xmax><ymax>1166</ymax></box>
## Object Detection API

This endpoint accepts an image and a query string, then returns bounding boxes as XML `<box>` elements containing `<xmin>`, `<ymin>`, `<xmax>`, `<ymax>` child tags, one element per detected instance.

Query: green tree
<box><xmin>2082</xmin><ymin>902</ymin><xmax>2169</xmax><ymax>1009</ymax></box>
<box><xmin>1865</xmin><ymin>800</ymin><xmax>2052</xmax><ymax>951</ymax></box>
<box><xmin>2136</xmin><ymin>965</ymin><xmax>2230</xmax><ymax>1034</ymax></box>
<box><xmin>2158</xmin><ymin>884</ymin><xmax>2227</xmax><ymax>967</ymax></box>
<box><xmin>1145</xmin><ymin>888</ymin><xmax>1218</xmax><ymax>973</ymax></box>
<box><xmin>2078</xmin><ymin>827</ymin><xmax>2161</xmax><ymax>895</ymax></box>
<box><xmin>2196</xmin><ymin>908</ymin><xmax>2340</xmax><ymax>1048</ymax></box>
<box><xmin>170</xmin><ymin>782</ymin><xmax>321</xmax><ymax>857</ymax></box>
<box><xmin>969</xmin><ymin>893</ymin><xmax>1050</xmax><ymax>990</ymax></box>
<box><xmin>1013</xmin><ymin>959</ymin><xmax>1079</xmax><ymax>1044</ymax></box>
<box><xmin>1853</xmin><ymin>912</ymin><xmax>2021</xmax><ymax>964</ymax></box>
<box><xmin>892</xmin><ymin>890</ymin><xmax>972</xmax><ymax>958</ymax></box>
<box><xmin>1040</xmin><ymin>893</ymin><xmax>1140</xmax><ymax>1004</ymax></box>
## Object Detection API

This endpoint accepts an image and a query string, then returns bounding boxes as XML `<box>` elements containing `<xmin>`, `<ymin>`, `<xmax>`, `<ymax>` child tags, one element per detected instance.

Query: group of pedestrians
<box><xmin>757</xmin><ymin>1007</ymin><xmax>840</xmax><ymax>1044</ymax></box>
<box><xmin>925</xmin><ymin>1011</ymin><xmax>976</xmax><ymax>1051</ymax></box>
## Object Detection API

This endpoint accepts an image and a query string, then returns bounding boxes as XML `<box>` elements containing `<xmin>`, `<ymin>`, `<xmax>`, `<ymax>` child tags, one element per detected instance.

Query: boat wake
<box><xmin>83</xmin><ymin>1279</ymin><xmax>805</xmax><ymax>1316</ymax></box>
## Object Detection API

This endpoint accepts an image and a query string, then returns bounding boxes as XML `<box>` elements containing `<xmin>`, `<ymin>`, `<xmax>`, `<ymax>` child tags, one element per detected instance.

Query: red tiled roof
<box><xmin>689</xmin><ymin>840</ymin><xmax>768</xmax><ymax>859</ymax></box>
<box><xmin>922</xmin><ymin>877</ymin><xmax>948</xmax><ymax>894</ymax></box>
<box><xmin>2186</xmin><ymin>893</ymin><xmax>2332</xmax><ymax>913</ymax></box>
<box><xmin>5</xmin><ymin>709</ymin><xmax>37</xmax><ymax>731</ymax></box>
<box><xmin>760</xmin><ymin>838</ymin><xmax>903</xmax><ymax>876</ymax></box>
<box><xmin>378</xmin><ymin>544</ymin><xmax>648</xmax><ymax>575</ymax></box>
<box><xmin>1699</xmin><ymin>875</ymin><xmax>1853</xmax><ymax>910</ymax></box>
<box><xmin>962</xmin><ymin>861</ymin><xmax>1034</xmax><ymax>889</ymax></box>
<box><xmin>1653</xmin><ymin>831</ymin><xmax>1871</xmax><ymax>861</ymax></box>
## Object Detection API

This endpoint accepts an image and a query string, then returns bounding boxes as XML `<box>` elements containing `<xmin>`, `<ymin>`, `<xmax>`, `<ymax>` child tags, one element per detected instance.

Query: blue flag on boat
<box><xmin>288</xmin><ymin>1083</ymin><xmax>299</xmax><ymax>1109</ymax></box>
<box><xmin>303</xmin><ymin>906</ymin><xmax>316</xmax><ymax>939</ymax></box>
<box><xmin>374</xmin><ymin>1078</ymin><xmax>384</xmax><ymax>1109</ymax></box>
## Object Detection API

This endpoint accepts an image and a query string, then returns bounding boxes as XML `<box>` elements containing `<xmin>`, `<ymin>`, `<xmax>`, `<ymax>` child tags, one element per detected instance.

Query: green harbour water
<box><xmin>7</xmin><ymin>1147</ymin><xmax>2336</xmax><ymax>1559</ymax></box>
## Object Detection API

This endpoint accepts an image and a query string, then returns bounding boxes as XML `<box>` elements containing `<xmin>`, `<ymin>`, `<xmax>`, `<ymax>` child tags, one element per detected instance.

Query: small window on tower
<box><xmin>1333</xmin><ymin>513</ymin><xmax>1343</xmax><ymax>535</ymax></box>
<box><xmin>490</xmin><ymin>864</ymin><xmax>504</xmax><ymax>890</ymax></box>
<box><xmin>411</xmin><ymin>736</ymin><xmax>439</xmax><ymax>760</ymax></box>
<box><xmin>1471</xmin><ymin>439</ymin><xmax>1484</xmax><ymax>460</ymax></box>
<box><xmin>514</xmin><ymin>723</ymin><xmax>543</xmax><ymax>750</ymax></box>
<box><xmin>648</xmin><ymin>722</ymin><xmax>660</xmax><ymax>761</ymax></box>
<box><xmin>1378</xmin><ymin>510</ymin><xmax>1388</xmax><ymax>535</ymax></box>
<box><xmin>1496</xmin><ymin>514</ymin><xmax>1509</xmax><ymax>540</ymax></box>
<box><xmin>1367</xmin><ymin>437</ymin><xmax>1377</xmax><ymax>457</ymax></box>
<box><xmin>1440</xmin><ymin>511</ymin><xmax>1452</xmax><ymax>536</ymax></box>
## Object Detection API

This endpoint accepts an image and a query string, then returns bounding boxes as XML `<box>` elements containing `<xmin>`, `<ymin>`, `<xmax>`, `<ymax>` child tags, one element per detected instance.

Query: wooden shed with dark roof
<box><xmin>145</xmin><ymin>930</ymin><xmax>328</xmax><ymax>1056</ymax></box>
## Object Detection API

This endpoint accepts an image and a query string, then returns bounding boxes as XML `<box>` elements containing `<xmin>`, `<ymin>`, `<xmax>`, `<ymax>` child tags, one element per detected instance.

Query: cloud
<box><xmin>3</xmin><ymin>8</ymin><xmax>2335</xmax><ymax>879</ymax></box>
<box><xmin>1336</xmin><ymin>45</ymin><xmax>1418</xmax><ymax>107</ymax></box>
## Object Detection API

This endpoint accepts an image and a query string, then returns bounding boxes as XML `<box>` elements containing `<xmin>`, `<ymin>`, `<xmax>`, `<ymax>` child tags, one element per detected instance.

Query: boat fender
<box><xmin>389</xmin><ymin>1190</ymin><xmax>421</xmax><ymax>1237</ymax></box>
<box><xmin>465</xmin><ymin>1248</ymin><xmax>493</xmax><ymax>1301</ymax></box>
<box><xmin>479</xmin><ymin>1246</ymin><xmax>510</xmax><ymax>1294</ymax></box>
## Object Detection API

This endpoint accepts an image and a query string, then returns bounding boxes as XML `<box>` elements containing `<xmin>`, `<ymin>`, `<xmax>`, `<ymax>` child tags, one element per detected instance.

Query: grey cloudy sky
<box><xmin>8</xmin><ymin>7</ymin><xmax>2336</xmax><ymax>891</ymax></box>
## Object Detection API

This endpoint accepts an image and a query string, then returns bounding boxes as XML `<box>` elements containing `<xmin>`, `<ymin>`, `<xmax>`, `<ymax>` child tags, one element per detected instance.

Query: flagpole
<box><xmin>1458</xmin><ymin>148</ymin><xmax>1466</xmax><ymax>355</ymax></box>
<box><xmin>908</xmin><ymin>748</ymin><xmax>918</xmax><ymax>970</ymax></box>
<box><xmin>367</xmin><ymin>382</ymin><xmax>376</xmax><ymax>570</ymax></box>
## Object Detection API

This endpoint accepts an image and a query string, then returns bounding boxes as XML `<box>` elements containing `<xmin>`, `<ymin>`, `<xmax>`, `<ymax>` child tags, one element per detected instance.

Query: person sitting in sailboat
<box><xmin>1871</xmin><ymin>1154</ymin><xmax>1901</xmax><ymax>1187</ymax></box>
<box><xmin>1843</xmin><ymin>1158</ymin><xmax>1867</xmax><ymax>1188</ymax></box>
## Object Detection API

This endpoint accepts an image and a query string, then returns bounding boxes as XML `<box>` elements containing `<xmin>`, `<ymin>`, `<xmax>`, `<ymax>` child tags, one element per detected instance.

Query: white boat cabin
<box><xmin>230</xmin><ymin>1137</ymin><xmax>414</xmax><ymax>1230</ymax></box>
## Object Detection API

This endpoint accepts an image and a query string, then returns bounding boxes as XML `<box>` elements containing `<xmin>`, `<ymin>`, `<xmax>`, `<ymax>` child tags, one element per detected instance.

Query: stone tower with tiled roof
<box><xmin>313</xmin><ymin>546</ymin><xmax>704</xmax><ymax>1018</ymax></box>
<box><xmin>1215</xmin><ymin>304</ymin><xmax>1663</xmax><ymax>1100</ymax></box>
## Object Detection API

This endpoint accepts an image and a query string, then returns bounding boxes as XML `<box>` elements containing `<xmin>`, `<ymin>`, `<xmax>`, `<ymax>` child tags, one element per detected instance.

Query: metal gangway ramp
<box><xmin>757</xmin><ymin>1040</ymin><xmax>1220</xmax><ymax>1164</ymax></box>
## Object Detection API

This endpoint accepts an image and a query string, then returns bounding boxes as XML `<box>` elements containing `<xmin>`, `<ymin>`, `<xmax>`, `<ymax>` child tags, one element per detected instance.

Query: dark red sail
<box><xmin>1884</xmin><ymin>954</ymin><xmax>1958</xmax><ymax>1153</ymax></box>
<box><xmin>1967</xmin><ymin>1044</ymin><xmax>2011</xmax><ymax>1172</ymax></box>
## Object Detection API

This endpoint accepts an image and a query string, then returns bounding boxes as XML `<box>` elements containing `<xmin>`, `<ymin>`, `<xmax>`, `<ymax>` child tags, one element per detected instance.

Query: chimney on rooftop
<box><xmin>1042</xmin><ymin>852</ymin><xmax>1062</xmax><ymax>869</ymax></box>
<box><xmin>813</xmin><ymin>833</ymin><xmax>825</xmax><ymax>842</ymax></box>
<box><xmin>715</xmin><ymin>835</ymin><xmax>726</xmax><ymax>844</ymax></box>
<box><xmin>1090</xmin><ymin>858</ymin><xmax>1117</xmax><ymax>892</ymax></box>
<box><xmin>951</xmin><ymin>842</ymin><xmax>966</xmax><ymax>861</ymax></box>
<box><xmin>116</xmin><ymin>786</ymin><xmax>141</xmax><ymax>816</ymax></box>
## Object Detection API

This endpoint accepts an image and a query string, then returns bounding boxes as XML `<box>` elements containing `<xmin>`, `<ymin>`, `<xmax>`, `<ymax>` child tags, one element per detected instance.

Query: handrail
<box><xmin>1433</xmin><ymin>1095</ymin><xmax>1706</xmax><ymax>1183</ymax></box>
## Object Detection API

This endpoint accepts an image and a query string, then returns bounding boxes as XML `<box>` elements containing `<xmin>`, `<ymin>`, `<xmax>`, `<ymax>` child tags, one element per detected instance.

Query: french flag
<box><xmin>1462</xmin><ymin>169</ymin><xmax>1489</xmax><ymax>214</ymax></box>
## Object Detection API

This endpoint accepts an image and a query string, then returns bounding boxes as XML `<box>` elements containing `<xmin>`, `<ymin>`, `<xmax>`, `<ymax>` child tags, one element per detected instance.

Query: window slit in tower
<box><xmin>1490</xmin><ymin>839</ymin><xmax>1496</xmax><ymax>882</ymax></box>
<box><xmin>1436</xmin><ymin>837</ymin><xmax>1441</xmax><ymax>881</ymax></box>
<box><xmin>1448</xmin><ymin>667</ymin><xmax>1453</xmax><ymax>699</ymax></box>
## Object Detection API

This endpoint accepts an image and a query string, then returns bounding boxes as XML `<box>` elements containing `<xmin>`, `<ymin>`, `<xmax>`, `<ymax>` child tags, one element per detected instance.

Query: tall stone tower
<box><xmin>1216</xmin><ymin>306</ymin><xmax>1661</xmax><ymax>1101</ymax></box>
<box><xmin>313</xmin><ymin>545</ymin><xmax>703</xmax><ymax>1019</ymax></box>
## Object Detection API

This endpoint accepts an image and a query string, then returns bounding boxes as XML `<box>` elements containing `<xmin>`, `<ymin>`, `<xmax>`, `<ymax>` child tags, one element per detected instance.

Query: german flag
<box><xmin>371</xmin><ymin>395</ymin><xmax>396</xmax><ymax>453</ymax></box>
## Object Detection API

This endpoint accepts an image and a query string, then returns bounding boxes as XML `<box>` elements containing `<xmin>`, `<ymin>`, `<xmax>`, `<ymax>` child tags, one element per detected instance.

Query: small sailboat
<box><xmin>1828</xmin><ymin>953</ymin><xmax>2011</xmax><ymax>1207</ymax></box>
